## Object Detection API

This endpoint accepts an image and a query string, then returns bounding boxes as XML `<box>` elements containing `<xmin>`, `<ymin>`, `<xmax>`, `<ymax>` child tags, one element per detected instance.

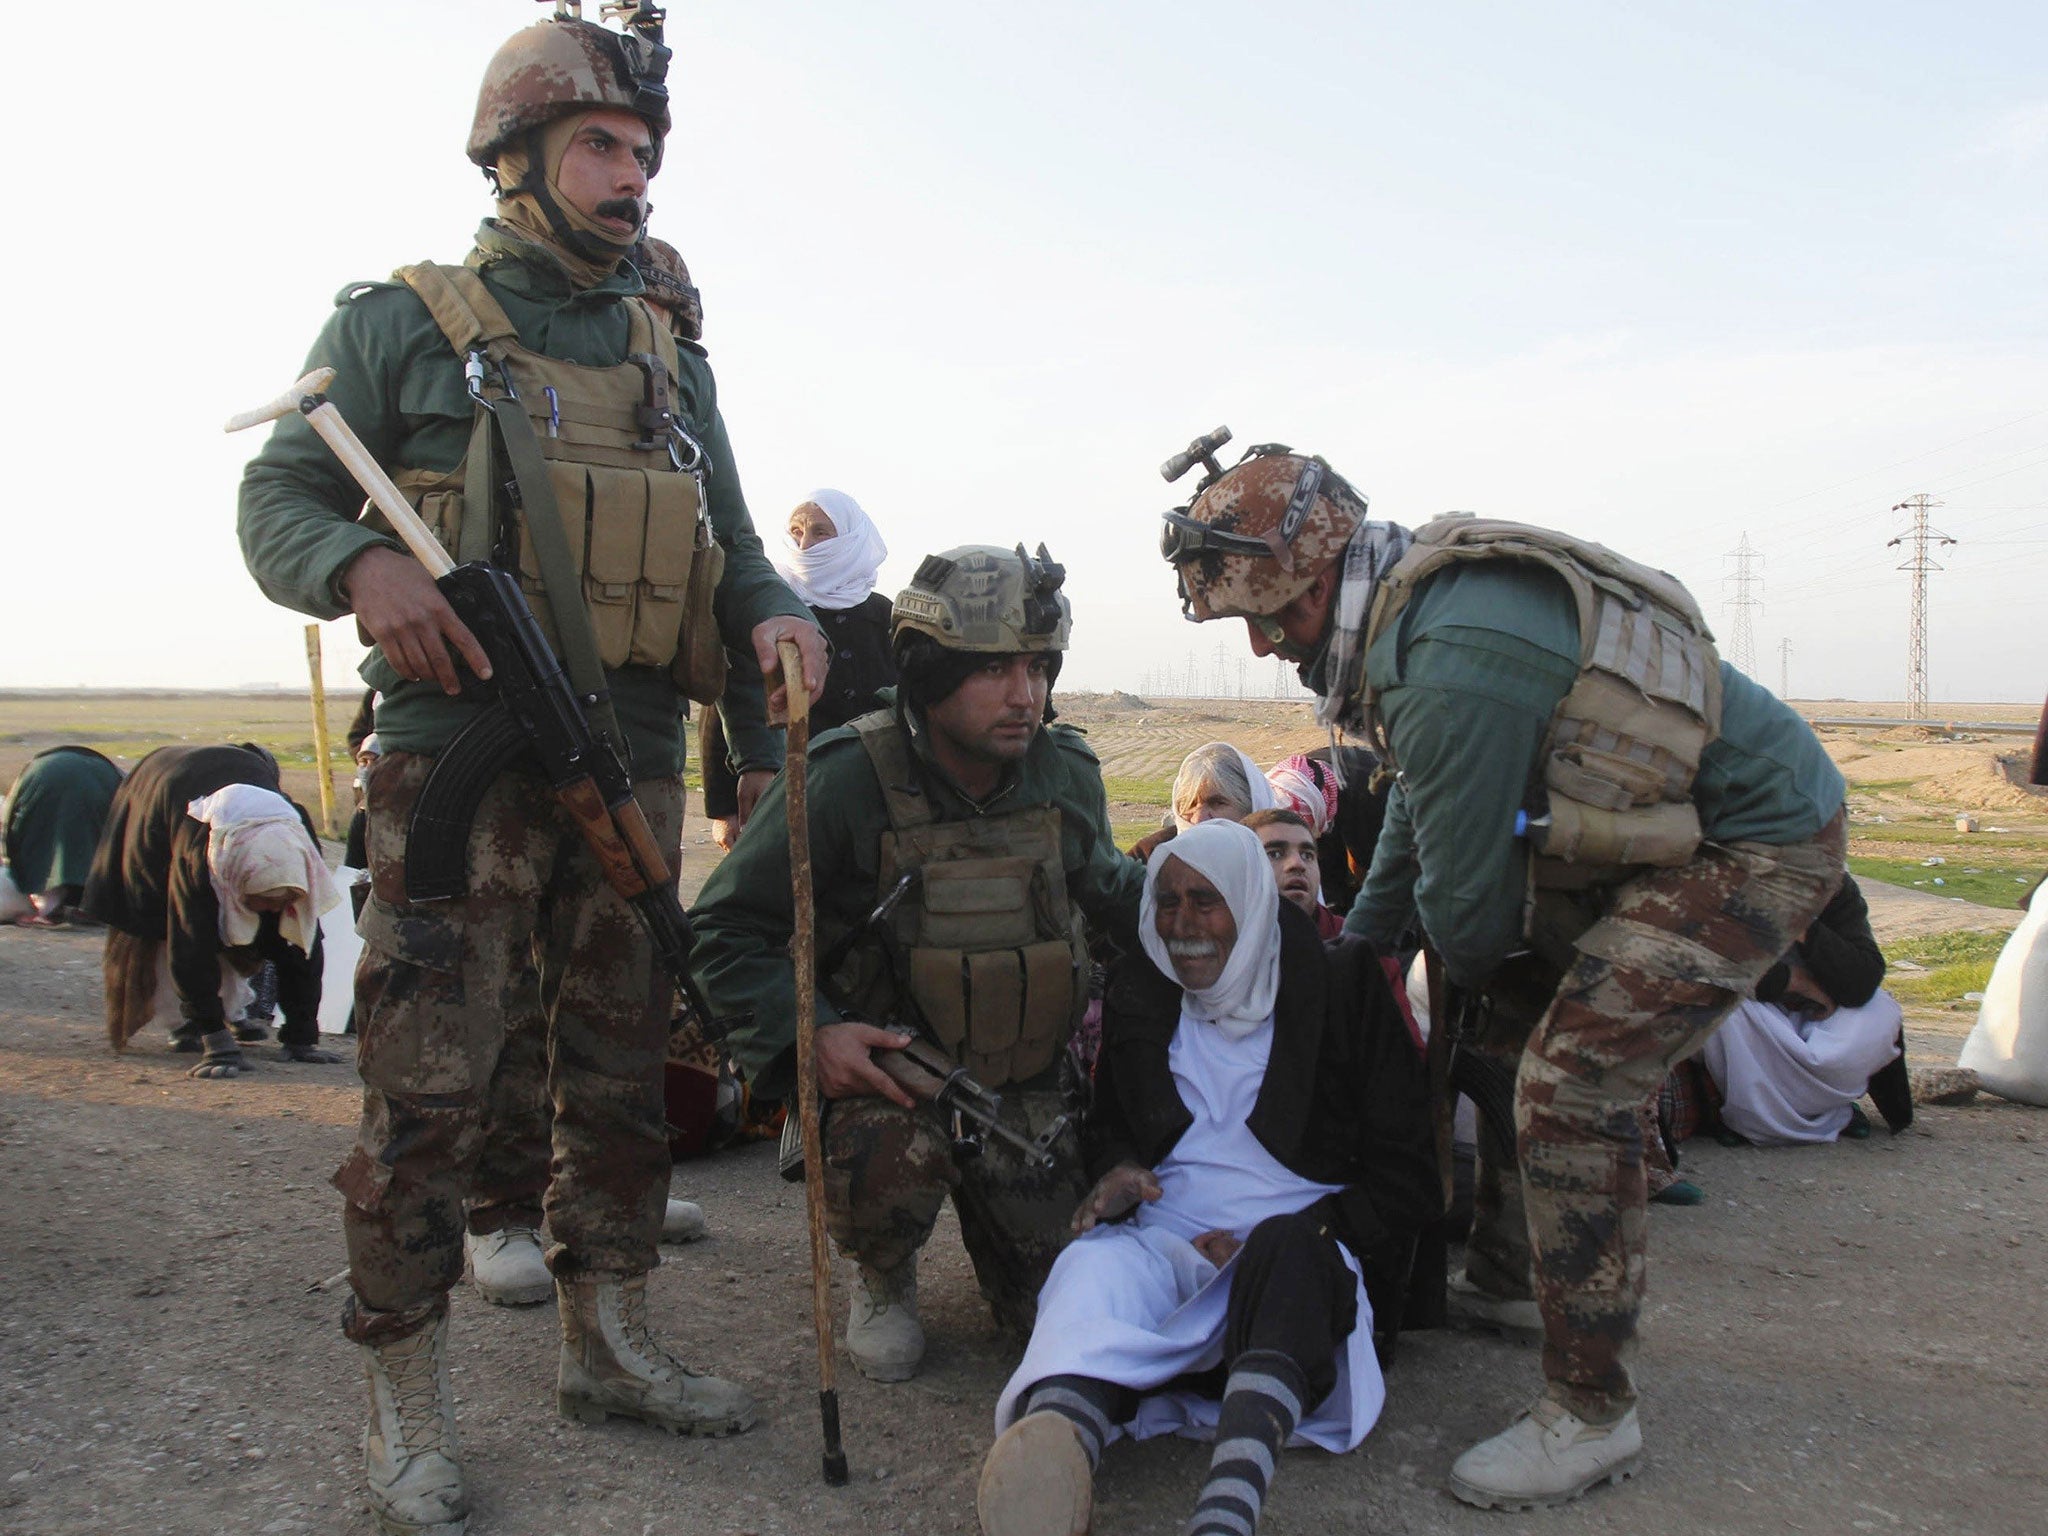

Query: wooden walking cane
<box><xmin>778</xmin><ymin>637</ymin><xmax>849</xmax><ymax>1486</ymax></box>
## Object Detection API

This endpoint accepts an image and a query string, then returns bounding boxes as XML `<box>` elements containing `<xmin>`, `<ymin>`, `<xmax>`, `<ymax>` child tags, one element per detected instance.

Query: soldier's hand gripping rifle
<box><xmin>226</xmin><ymin>368</ymin><xmax>732</xmax><ymax>1036</ymax></box>
<box><xmin>823</xmin><ymin>872</ymin><xmax>1069</xmax><ymax>1171</ymax></box>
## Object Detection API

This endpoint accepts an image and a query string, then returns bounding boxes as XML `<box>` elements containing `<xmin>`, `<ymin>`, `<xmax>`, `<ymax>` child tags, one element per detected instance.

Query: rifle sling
<box><xmin>477</xmin><ymin>390</ymin><xmax>625</xmax><ymax>756</ymax></box>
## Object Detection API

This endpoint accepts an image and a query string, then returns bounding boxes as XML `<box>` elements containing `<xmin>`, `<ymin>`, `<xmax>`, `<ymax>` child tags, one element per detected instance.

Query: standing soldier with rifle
<box><xmin>235</xmin><ymin>7</ymin><xmax>824</xmax><ymax>1533</ymax></box>
<box><xmin>692</xmin><ymin>545</ymin><xmax>1144</xmax><ymax>1384</ymax></box>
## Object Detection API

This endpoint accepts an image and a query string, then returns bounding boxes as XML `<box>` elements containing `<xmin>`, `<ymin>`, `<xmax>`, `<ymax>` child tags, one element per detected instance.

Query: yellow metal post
<box><xmin>305</xmin><ymin>624</ymin><xmax>337</xmax><ymax>839</ymax></box>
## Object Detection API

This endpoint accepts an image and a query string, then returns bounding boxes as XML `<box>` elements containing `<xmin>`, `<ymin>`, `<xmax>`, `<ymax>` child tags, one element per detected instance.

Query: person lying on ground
<box><xmin>976</xmin><ymin>819</ymin><xmax>1433</xmax><ymax>1536</ymax></box>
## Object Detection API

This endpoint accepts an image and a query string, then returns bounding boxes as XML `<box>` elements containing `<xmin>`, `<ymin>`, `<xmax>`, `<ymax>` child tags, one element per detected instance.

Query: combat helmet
<box><xmin>1157</xmin><ymin>427</ymin><xmax>1367</xmax><ymax>622</ymax></box>
<box><xmin>892</xmin><ymin>544</ymin><xmax>1072</xmax><ymax>654</ymax></box>
<box><xmin>469</xmin><ymin>3</ymin><xmax>673</xmax><ymax>176</ymax></box>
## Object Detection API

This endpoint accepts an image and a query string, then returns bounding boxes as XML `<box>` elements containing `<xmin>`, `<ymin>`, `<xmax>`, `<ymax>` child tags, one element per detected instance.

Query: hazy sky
<box><xmin>7</xmin><ymin>1</ymin><xmax>2042</xmax><ymax>703</ymax></box>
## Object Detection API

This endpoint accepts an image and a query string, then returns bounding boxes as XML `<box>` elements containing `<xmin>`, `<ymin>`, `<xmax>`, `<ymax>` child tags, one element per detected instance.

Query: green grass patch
<box><xmin>1882</xmin><ymin>928</ymin><xmax>2009</xmax><ymax>1008</ymax></box>
<box><xmin>1848</xmin><ymin>855</ymin><xmax>2041</xmax><ymax>910</ymax></box>
<box><xmin>1102</xmin><ymin>774</ymin><xmax>1175</xmax><ymax>805</ymax></box>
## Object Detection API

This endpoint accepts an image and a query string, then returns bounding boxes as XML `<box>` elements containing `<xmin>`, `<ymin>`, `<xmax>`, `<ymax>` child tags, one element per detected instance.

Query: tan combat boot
<box><xmin>847</xmin><ymin>1258</ymin><xmax>925</xmax><ymax>1382</ymax></box>
<box><xmin>556</xmin><ymin>1272</ymin><xmax>756</xmax><ymax>1436</ymax></box>
<box><xmin>361</xmin><ymin>1313</ymin><xmax>467</xmax><ymax>1536</ymax></box>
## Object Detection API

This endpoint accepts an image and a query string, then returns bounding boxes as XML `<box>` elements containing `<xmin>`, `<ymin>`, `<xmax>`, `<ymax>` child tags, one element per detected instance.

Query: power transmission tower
<box><xmin>1778</xmin><ymin>638</ymin><xmax>1792</xmax><ymax>700</ymax></box>
<box><xmin>1721</xmin><ymin>533</ymin><xmax>1763</xmax><ymax>675</ymax></box>
<box><xmin>1213</xmin><ymin>641</ymin><xmax>1230</xmax><ymax>699</ymax></box>
<box><xmin>1887</xmin><ymin>495</ymin><xmax>1955</xmax><ymax>720</ymax></box>
<box><xmin>1236</xmin><ymin>657</ymin><xmax>1247</xmax><ymax>699</ymax></box>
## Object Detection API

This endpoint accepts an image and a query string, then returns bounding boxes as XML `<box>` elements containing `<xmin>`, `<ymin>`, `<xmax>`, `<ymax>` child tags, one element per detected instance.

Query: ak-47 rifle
<box><xmin>778</xmin><ymin>874</ymin><xmax>1068</xmax><ymax>1177</ymax></box>
<box><xmin>819</xmin><ymin>871</ymin><xmax>1069</xmax><ymax>1171</ymax></box>
<box><xmin>226</xmin><ymin>368</ymin><xmax>736</xmax><ymax>1037</ymax></box>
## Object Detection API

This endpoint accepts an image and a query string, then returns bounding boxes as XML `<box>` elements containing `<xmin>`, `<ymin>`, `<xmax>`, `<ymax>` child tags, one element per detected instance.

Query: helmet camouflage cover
<box><xmin>469</xmin><ymin>16</ymin><xmax>673</xmax><ymax>173</ymax></box>
<box><xmin>1163</xmin><ymin>447</ymin><xmax>1366</xmax><ymax>621</ymax></box>
<box><xmin>892</xmin><ymin>544</ymin><xmax>1072</xmax><ymax>653</ymax></box>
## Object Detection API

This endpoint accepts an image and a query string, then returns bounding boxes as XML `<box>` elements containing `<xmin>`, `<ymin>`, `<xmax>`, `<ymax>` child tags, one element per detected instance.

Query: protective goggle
<box><xmin>1159</xmin><ymin>509</ymin><xmax>1276</xmax><ymax>564</ymax></box>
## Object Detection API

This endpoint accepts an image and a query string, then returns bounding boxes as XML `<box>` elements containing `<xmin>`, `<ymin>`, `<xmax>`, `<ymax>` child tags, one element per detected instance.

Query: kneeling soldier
<box><xmin>693</xmin><ymin>544</ymin><xmax>1142</xmax><ymax>1380</ymax></box>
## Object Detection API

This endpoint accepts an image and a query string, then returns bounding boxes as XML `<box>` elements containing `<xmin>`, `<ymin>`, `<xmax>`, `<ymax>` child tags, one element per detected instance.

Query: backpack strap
<box><xmin>850</xmin><ymin>711</ymin><xmax>934</xmax><ymax>832</ymax></box>
<box><xmin>394</xmin><ymin>262</ymin><xmax>521</xmax><ymax>357</ymax></box>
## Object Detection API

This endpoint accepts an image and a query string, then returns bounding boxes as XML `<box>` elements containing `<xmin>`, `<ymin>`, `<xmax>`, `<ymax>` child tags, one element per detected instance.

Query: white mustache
<box><xmin>1166</xmin><ymin>939</ymin><xmax>1220</xmax><ymax>959</ymax></box>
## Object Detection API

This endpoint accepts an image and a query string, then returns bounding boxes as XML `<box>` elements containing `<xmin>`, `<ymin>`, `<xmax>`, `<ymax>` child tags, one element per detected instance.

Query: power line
<box><xmin>1886</xmin><ymin>494</ymin><xmax>1956</xmax><ymax>719</ymax></box>
<box><xmin>1722</xmin><ymin>533</ymin><xmax>1764</xmax><ymax>675</ymax></box>
<box><xmin>1779</xmin><ymin>637</ymin><xmax>1793</xmax><ymax>700</ymax></box>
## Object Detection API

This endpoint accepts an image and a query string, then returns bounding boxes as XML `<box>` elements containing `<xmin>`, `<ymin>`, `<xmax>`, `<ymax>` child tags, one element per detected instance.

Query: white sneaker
<box><xmin>847</xmin><ymin>1259</ymin><xmax>925</xmax><ymax>1382</ymax></box>
<box><xmin>661</xmin><ymin>1198</ymin><xmax>708</xmax><ymax>1243</ymax></box>
<box><xmin>1446</xmin><ymin>1270</ymin><xmax>1544</xmax><ymax>1342</ymax></box>
<box><xmin>464</xmin><ymin>1227</ymin><xmax>552</xmax><ymax>1307</ymax></box>
<box><xmin>1449</xmin><ymin>1398</ymin><xmax>1642</xmax><ymax>1510</ymax></box>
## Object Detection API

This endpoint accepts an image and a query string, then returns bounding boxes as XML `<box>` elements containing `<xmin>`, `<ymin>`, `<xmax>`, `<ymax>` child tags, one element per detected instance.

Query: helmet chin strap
<box><xmin>511</xmin><ymin>127</ymin><xmax>642</xmax><ymax>264</ymax></box>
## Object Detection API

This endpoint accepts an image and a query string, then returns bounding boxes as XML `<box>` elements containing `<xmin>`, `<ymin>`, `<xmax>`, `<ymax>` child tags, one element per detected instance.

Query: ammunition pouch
<box><xmin>376</xmin><ymin>262</ymin><xmax>726</xmax><ymax>702</ymax></box>
<box><xmin>834</xmin><ymin>711</ymin><xmax>1088</xmax><ymax>1090</ymax></box>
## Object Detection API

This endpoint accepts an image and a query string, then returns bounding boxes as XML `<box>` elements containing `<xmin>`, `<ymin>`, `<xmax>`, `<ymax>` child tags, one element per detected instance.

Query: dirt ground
<box><xmin>2</xmin><ymin>917</ymin><xmax>2043</xmax><ymax>1536</ymax></box>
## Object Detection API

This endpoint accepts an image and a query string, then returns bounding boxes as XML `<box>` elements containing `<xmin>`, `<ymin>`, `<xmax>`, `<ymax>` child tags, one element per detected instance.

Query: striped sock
<box><xmin>1021</xmin><ymin>1375</ymin><xmax>1120</xmax><ymax>1471</ymax></box>
<box><xmin>1184</xmin><ymin>1351</ymin><xmax>1306</xmax><ymax>1536</ymax></box>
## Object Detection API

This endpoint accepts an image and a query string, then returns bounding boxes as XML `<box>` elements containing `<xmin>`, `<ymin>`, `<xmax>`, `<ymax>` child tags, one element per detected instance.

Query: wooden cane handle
<box><xmin>777</xmin><ymin>638</ymin><xmax>810</xmax><ymax>728</ymax></box>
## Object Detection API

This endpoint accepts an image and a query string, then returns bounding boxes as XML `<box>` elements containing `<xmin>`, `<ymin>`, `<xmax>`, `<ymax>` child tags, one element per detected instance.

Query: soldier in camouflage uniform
<box><xmin>456</xmin><ymin>232</ymin><xmax>730</xmax><ymax>1312</ymax></box>
<box><xmin>236</xmin><ymin>12</ymin><xmax>825</xmax><ymax>1534</ymax></box>
<box><xmin>1160</xmin><ymin>438</ymin><xmax>1846</xmax><ymax>1510</ymax></box>
<box><xmin>693</xmin><ymin>545</ymin><xmax>1143</xmax><ymax>1381</ymax></box>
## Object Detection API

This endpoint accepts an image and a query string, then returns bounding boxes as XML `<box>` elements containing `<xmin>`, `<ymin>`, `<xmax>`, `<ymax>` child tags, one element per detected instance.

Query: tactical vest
<box><xmin>370</xmin><ymin>262</ymin><xmax>728</xmax><ymax>702</ymax></box>
<box><xmin>828</xmin><ymin>711</ymin><xmax>1089</xmax><ymax>1090</ymax></box>
<box><xmin>1360</xmin><ymin>514</ymin><xmax>1724</xmax><ymax>883</ymax></box>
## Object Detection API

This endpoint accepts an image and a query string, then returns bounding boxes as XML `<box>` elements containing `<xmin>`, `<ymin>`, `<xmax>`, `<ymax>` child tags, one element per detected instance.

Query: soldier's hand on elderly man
<box><xmin>341</xmin><ymin>546</ymin><xmax>494</xmax><ymax>696</ymax></box>
<box><xmin>814</xmin><ymin>1021</ymin><xmax>918</xmax><ymax>1106</ymax></box>
<box><xmin>1072</xmin><ymin>1162</ymin><xmax>1163</xmax><ymax>1234</ymax></box>
<box><xmin>752</xmin><ymin>617</ymin><xmax>828</xmax><ymax>722</ymax></box>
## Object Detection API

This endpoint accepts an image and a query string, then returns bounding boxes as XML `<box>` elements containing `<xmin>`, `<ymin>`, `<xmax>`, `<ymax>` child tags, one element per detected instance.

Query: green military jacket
<box><xmin>691</xmin><ymin>690</ymin><xmax>1145</xmax><ymax>1098</ymax></box>
<box><xmin>1344</xmin><ymin>560</ymin><xmax>1846</xmax><ymax>988</ymax></box>
<box><xmin>237</xmin><ymin>221</ymin><xmax>811</xmax><ymax>778</ymax></box>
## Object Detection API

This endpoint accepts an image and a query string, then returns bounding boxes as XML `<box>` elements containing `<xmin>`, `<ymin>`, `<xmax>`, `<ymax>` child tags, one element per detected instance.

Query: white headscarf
<box><xmin>1138</xmin><ymin>819</ymin><xmax>1282</xmax><ymax>1041</ymax></box>
<box><xmin>186</xmin><ymin>785</ymin><xmax>340</xmax><ymax>955</ymax></box>
<box><xmin>775</xmin><ymin>488</ymin><xmax>889</xmax><ymax>611</ymax></box>
<box><xmin>1171</xmin><ymin>742</ymin><xmax>1277</xmax><ymax>832</ymax></box>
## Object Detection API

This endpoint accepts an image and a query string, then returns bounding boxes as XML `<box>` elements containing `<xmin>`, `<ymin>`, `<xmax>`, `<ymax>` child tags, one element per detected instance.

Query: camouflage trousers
<box><xmin>333</xmin><ymin>752</ymin><xmax>680</xmax><ymax>1345</ymax></box>
<box><xmin>822</xmin><ymin>1084</ymin><xmax>1085</xmax><ymax>1335</ymax></box>
<box><xmin>1516</xmin><ymin>811</ymin><xmax>1847</xmax><ymax>1420</ymax></box>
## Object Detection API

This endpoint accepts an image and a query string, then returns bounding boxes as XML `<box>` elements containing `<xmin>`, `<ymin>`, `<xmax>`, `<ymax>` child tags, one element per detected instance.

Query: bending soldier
<box><xmin>236</xmin><ymin>11</ymin><xmax>825</xmax><ymax>1535</ymax></box>
<box><xmin>693</xmin><ymin>544</ymin><xmax>1142</xmax><ymax>1382</ymax></box>
<box><xmin>1160</xmin><ymin>439</ymin><xmax>1846</xmax><ymax>1510</ymax></box>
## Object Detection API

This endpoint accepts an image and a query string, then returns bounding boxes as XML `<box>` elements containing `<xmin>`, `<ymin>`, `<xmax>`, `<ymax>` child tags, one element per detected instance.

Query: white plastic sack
<box><xmin>0</xmin><ymin>867</ymin><xmax>30</xmax><ymax>924</ymax></box>
<box><xmin>317</xmin><ymin>869</ymin><xmax>366</xmax><ymax>1035</ymax></box>
<box><xmin>1958</xmin><ymin>894</ymin><xmax>2048</xmax><ymax>1107</ymax></box>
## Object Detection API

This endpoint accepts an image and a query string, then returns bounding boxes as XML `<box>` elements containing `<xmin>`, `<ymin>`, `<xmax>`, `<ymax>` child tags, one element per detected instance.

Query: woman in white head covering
<box><xmin>701</xmin><ymin>489</ymin><xmax>901</xmax><ymax>850</ymax></box>
<box><xmin>773</xmin><ymin>489</ymin><xmax>900</xmax><ymax>733</ymax></box>
<box><xmin>980</xmin><ymin>820</ymin><xmax>1436</xmax><ymax>1536</ymax></box>
<box><xmin>1170</xmin><ymin>742</ymin><xmax>1277</xmax><ymax>832</ymax></box>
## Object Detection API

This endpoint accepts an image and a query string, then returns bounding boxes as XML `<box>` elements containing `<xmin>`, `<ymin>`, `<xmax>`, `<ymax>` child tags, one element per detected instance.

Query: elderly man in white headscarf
<box><xmin>83</xmin><ymin>744</ymin><xmax>342</xmax><ymax>1081</ymax></box>
<box><xmin>976</xmin><ymin>820</ymin><xmax>1435</xmax><ymax>1536</ymax></box>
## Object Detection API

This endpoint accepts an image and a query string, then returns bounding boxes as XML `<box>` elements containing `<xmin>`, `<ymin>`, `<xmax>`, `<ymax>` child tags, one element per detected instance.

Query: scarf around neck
<box><xmin>1314</xmin><ymin>518</ymin><xmax>1415</xmax><ymax>742</ymax></box>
